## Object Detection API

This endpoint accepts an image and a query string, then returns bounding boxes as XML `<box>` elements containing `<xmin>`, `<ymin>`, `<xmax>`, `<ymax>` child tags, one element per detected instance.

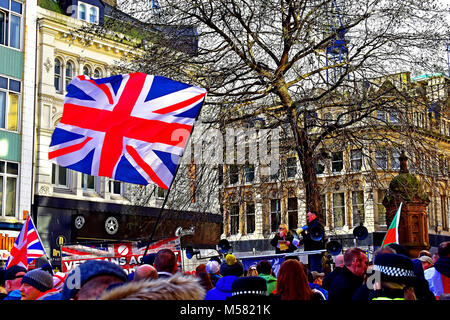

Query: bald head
<box><xmin>335</xmin><ymin>254</ymin><xmax>344</xmax><ymax>267</ymax></box>
<box><xmin>134</xmin><ymin>264</ymin><xmax>158</xmax><ymax>281</ymax></box>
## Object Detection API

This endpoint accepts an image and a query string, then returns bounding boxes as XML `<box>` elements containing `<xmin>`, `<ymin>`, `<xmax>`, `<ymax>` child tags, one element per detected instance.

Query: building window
<box><xmin>286</xmin><ymin>157</ymin><xmax>297</xmax><ymax>178</ymax></box>
<box><xmin>89</xmin><ymin>6</ymin><xmax>98</xmax><ymax>23</ymax></box>
<box><xmin>94</xmin><ymin>68</ymin><xmax>102</xmax><ymax>78</ymax></box>
<box><xmin>331</xmin><ymin>151</ymin><xmax>343</xmax><ymax>173</ymax></box>
<box><xmin>375</xmin><ymin>148</ymin><xmax>387</xmax><ymax>169</ymax></box>
<box><xmin>51</xmin><ymin>164</ymin><xmax>68</xmax><ymax>188</ymax></box>
<box><xmin>389</xmin><ymin>110</ymin><xmax>399</xmax><ymax>123</ymax></box>
<box><xmin>350</xmin><ymin>149</ymin><xmax>362</xmax><ymax>171</ymax></box>
<box><xmin>333</xmin><ymin>193</ymin><xmax>345</xmax><ymax>228</ymax></box>
<box><xmin>315</xmin><ymin>160</ymin><xmax>325</xmax><ymax>174</ymax></box>
<box><xmin>0</xmin><ymin>75</ymin><xmax>20</xmax><ymax>131</ymax></box>
<box><xmin>82</xmin><ymin>173</ymin><xmax>95</xmax><ymax>191</ymax></box>
<box><xmin>352</xmin><ymin>191</ymin><xmax>365</xmax><ymax>226</ymax></box>
<box><xmin>377</xmin><ymin>110</ymin><xmax>386</xmax><ymax>122</ymax></box>
<box><xmin>0</xmin><ymin>160</ymin><xmax>18</xmax><ymax>217</ymax></box>
<box><xmin>244</xmin><ymin>164</ymin><xmax>254</xmax><ymax>183</ymax></box>
<box><xmin>246</xmin><ymin>202</ymin><xmax>255</xmax><ymax>234</ymax></box>
<box><xmin>78</xmin><ymin>3</ymin><xmax>86</xmax><ymax>20</ymax></box>
<box><xmin>109</xmin><ymin>179</ymin><xmax>122</xmax><ymax>195</ymax></box>
<box><xmin>390</xmin><ymin>149</ymin><xmax>400</xmax><ymax>170</ymax></box>
<box><xmin>156</xmin><ymin>186</ymin><xmax>166</xmax><ymax>199</ymax></box>
<box><xmin>54</xmin><ymin>58</ymin><xmax>62</xmax><ymax>92</ymax></box>
<box><xmin>0</xmin><ymin>0</ymin><xmax>22</xmax><ymax>49</ymax></box>
<box><xmin>270</xmin><ymin>199</ymin><xmax>281</xmax><ymax>233</ymax></box>
<box><xmin>269</xmin><ymin>161</ymin><xmax>280</xmax><ymax>180</ymax></box>
<box><xmin>229</xmin><ymin>164</ymin><xmax>239</xmax><ymax>184</ymax></box>
<box><xmin>377</xmin><ymin>189</ymin><xmax>386</xmax><ymax>225</ymax></box>
<box><xmin>65</xmin><ymin>61</ymin><xmax>74</xmax><ymax>90</ymax></box>
<box><xmin>287</xmin><ymin>198</ymin><xmax>298</xmax><ymax>230</ymax></box>
<box><xmin>78</xmin><ymin>2</ymin><xmax>99</xmax><ymax>24</ymax></box>
<box><xmin>82</xmin><ymin>65</ymin><xmax>91</xmax><ymax>77</ymax></box>
<box><xmin>229</xmin><ymin>204</ymin><xmax>239</xmax><ymax>235</ymax></box>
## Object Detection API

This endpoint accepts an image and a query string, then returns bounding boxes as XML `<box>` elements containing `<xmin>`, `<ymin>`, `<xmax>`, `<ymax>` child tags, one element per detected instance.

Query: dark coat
<box><xmin>299</xmin><ymin>218</ymin><xmax>325</xmax><ymax>251</ymax></box>
<box><xmin>327</xmin><ymin>266</ymin><xmax>364</xmax><ymax>301</ymax></box>
<box><xmin>270</xmin><ymin>233</ymin><xmax>297</xmax><ymax>254</ymax></box>
<box><xmin>322</xmin><ymin>267</ymin><xmax>343</xmax><ymax>291</ymax></box>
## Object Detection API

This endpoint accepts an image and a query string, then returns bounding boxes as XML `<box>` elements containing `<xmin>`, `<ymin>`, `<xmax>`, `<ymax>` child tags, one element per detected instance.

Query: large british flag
<box><xmin>5</xmin><ymin>215</ymin><xmax>47</xmax><ymax>269</ymax></box>
<box><xmin>48</xmin><ymin>73</ymin><xmax>207</xmax><ymax>189</ymax></box>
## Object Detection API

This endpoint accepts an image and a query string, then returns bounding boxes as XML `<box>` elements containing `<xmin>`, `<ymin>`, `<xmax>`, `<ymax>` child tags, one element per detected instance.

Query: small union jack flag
<box><xmin>48</xmin><ymin>73</ymin><xmax>207</xmax><ymax>189</ymax></box>
<box><xmin>5</xmin><ymin>215</ymin><xmax>47</xmax><ymax>270</ymax></box>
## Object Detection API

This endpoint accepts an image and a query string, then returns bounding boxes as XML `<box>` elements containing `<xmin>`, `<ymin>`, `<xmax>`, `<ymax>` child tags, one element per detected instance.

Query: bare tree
<box><xmin>81</xmin><ymin>0</ymin><xmax>450</xmax><ymax>225</ymax></box>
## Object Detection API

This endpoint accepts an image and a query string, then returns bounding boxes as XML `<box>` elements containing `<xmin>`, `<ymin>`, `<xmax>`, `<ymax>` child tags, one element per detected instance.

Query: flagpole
<box><xmin>142</xmin><ymin>91</ymin><xmax>208</xmax><ymax>259</ymax></box>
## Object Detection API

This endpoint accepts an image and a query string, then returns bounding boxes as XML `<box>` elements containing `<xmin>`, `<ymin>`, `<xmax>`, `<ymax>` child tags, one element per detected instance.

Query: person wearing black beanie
<box><xmin>19</xmin><ymin>267</ymin><xmax>54</xmax><ymax>300</ymax></box>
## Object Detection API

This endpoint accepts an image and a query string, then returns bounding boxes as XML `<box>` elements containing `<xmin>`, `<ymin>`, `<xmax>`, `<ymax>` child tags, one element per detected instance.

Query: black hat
<box><xmin>373</xmin><ymin>253</ymin><xmax>416</xmax><ymax>284</ymax></box>
<box><xmin>4</xmin><ymin>265</ymin><xmax>27</xmax><ymax>281</ymax></box>
<box><xmin>227</xmin><ymin>276</ymin><xmax>268</xmax><ymax>301</ymax></box>
<box><xmin>21</xmin><ymin>268</ymin><xmax>54</xmax><ymax>292</ymax></box>
<box><xmin>220</xmin><ymin>254</ymin><xmax>243</xmax><ymax>277</ymax></box>
<box><xmin>60</xmin><ymin>260</ymin><xmax>128</xmax><ymax>300</ymax></box>
<box><xmin>143</xmin><ymin>253</ymin><xmax>157</xmax><ymax>265</ymax></box>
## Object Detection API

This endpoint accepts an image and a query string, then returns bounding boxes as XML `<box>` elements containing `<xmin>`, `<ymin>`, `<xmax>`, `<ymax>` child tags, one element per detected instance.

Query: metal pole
<box><xmin>142</xmin><ymin>92</ymin><xmax>207</xmax><ymax>259</ymax></box>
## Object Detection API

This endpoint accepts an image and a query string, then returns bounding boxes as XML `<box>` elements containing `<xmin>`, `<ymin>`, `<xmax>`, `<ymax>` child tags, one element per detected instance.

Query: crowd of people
<box><xmin>0</xmin><ymin>241</ymin><xmax>449</xmax><ymax>301</ymax></box>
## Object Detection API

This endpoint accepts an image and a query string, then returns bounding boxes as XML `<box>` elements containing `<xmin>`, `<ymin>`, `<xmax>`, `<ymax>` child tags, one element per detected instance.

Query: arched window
<box><xmin>54</xmin><ymin>58</ymin><xmax>62</xmax><ymax>92</ymax></box>
<box><xmin>79</xmin><ymin>4</ymin><xmax>86</xmax><ymax>21</ymax></box>
<box><xmin>83</xmin><ymin>65</ymin><xmax>91</xmax><ymax>77</ymax></box>
<box><xmin>94</xmin><ymin>68</ymin><xmax>102</xmax><ymax>79</ymax></box>
<box><xmin>65</xmin><ymin>61</ymin><xmax>74</xmax><ymax>90</ymax></box>
<box><xmin>89</xmin><ymin>7</ymin><xmax>98</xmax><ymax>23</ymax></box>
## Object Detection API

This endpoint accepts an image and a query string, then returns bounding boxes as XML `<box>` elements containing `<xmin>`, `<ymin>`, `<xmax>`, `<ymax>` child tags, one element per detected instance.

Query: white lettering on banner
<box><xmin>61</xmin><ymin>238</ymin><xmax>181</xmax><ymax>273</ymax></box>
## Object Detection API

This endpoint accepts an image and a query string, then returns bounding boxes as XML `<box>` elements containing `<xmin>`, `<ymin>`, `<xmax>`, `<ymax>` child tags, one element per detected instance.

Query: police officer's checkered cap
<box><xmin>373</xmin><ymin>253</ymin><xmax>416</xmax><ymax>280</ymax></box>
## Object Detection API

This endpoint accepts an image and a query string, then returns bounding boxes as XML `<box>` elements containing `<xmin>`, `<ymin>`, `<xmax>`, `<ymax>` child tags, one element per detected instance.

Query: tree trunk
<box><xmin>287</xmin><ymin>108</ymin><xmax>324</xmax><ymax>225</ymax></box>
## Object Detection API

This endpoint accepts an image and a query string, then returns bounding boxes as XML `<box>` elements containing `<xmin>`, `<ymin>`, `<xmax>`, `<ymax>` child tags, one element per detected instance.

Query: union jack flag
<box><xmin>5</xmin><ymin>215</ymin><xmax>47</xmax><ymax>270</ymax></box>
<box><xmin>48</xmin><ymin>73</ymin><xmax>207</xmax><ymax>189</ymax></box>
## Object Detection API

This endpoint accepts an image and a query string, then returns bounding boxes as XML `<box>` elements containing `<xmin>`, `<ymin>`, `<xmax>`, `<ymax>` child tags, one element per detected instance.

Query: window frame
<box><xmin>229</xmin><ymin>203</ymin><xmax>240</xmax><ymax>235</ymax></box>
<box><xmin>390</xmin><ymin>149</ymin><xmax>400</xmax><ymax>170</ymax></box>
<box><xmin>54</xmin><ymin>58</ymin><xmax>63</xmax><ymax>92</ymax></box>
<box><xmin>0</xmin><ymin>75</ymin><xmax>21</xmax><ymax>132</ymax></box>
<box><xmin>375</xmin><ymin>147</ymin><xmax>388</xmax><ymax>170</ymax></box>
<box><xmin>0</xmin><ymin>0</ymin><xmax>23</xmax><ymax>50</ymax></box>
<box><xmin>286</xmin><ymin>157</ymin><xmax>297</xmax><ymax>178</ymax></box>
<box><xmin>0</xmin><ymin>159</ymin><xmax>19</xmax><ymax>218</ymax></box>
<box><xmin>245</xmin><ymin>202</ymin><xmax>255</xmax><ymax>234</ymax></box>
<box><xmin>333</xmin><ymin>192</ymin><xmax>345</xmax><ymax>228</ymax></box>
<box><xmin>287</xmin><ymin>197</ymin><xmax>298</xmax><ymax>230</ymax></box>
<box><xmin>351</xmin><ymin>190</ymin><xmax>365</xmax><ymax>226</ymax></box>
<box><xmin>109</xmin><ymin>179</ymin><xmax>122</xmax><ymax>196</ymax></box>
<box><xmin>350</xmin><ymin>149</ymin><xmax>363</xmax><ymax>171</ymax></box>
<box><xmin>81</xmin><ymin>173</ymin><xmax>96</xmax><ymax>191</ymax></box>
<box><xmin>270</xmin><ymin>199</ymin><xmax>281</xmax><ymax>233</ymax></box>
<box><xmin>93</xmin><ymin>67</ymin><xmax>103</xmax><ymax>79</ymax></box>
<box><xmin>65</xmin><ymin>60</ymin><xmax>75</xmax><ymax>91</ymax></box>
<box><xmin>331</xmin><ymin>151</ymin><xmax>343</xmax><ymax>173</ymax></box>
<box><xmin>51</xmin><ymin>163</ymin><xmax>70</xmax><ymax>189</ymax></box>
<box><xmin>78</xmin><ymin>1</ymin><xmax>99</xmax><ymax>24</ymax></box>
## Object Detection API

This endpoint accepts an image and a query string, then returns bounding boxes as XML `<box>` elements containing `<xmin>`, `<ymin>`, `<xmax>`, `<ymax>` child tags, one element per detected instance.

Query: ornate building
<box><xmin>219</xmin><ymin>72</ymin><xmax>450</xmax><ymax>257</ymax></box>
